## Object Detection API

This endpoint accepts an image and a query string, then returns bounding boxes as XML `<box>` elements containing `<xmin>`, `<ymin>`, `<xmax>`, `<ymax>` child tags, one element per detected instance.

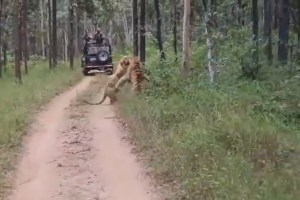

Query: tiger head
<box><xmin>120</xmin><ymin>56</ymin><xmax>131</xmax><ymax>67</ymax></box>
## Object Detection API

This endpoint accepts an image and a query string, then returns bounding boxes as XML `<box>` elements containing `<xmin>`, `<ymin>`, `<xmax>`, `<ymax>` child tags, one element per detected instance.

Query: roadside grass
<box><xmin>0</xmin><ymin>61</ymin><xmax>82</xmax><ymax>198</ymax></box>
<box><xmin>118</xmin><ymin>40</ymin><xmax>300</xmax><ymax>199</ymax></box>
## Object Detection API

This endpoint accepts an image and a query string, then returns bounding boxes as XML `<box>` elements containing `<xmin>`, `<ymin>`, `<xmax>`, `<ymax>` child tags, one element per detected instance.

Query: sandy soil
<box><xmin>6</xmin><ymin>77</ymin><xmax>160</xmax><ymax>200</ymax></box>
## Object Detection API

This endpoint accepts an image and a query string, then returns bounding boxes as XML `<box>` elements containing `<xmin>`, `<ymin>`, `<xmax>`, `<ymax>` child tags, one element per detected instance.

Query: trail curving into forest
<box><xmin>6</xmin><ymin>76</ymin><xmax>160</xmax><ymax>200</ymax></box>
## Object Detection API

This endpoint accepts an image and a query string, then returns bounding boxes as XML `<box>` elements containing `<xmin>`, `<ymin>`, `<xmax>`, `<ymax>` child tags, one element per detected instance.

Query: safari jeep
<box><xmin>81</xmin><ymin>38</ymin><xmax>113</xmax><ymax>76</ymax></box>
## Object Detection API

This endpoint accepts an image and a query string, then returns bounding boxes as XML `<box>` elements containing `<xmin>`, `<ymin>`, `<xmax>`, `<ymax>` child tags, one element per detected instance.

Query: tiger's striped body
<box><xmin>114</xmin><ymin>56</ymin><xmax>150</xmax><ymax>94</ymax></box>
<box><xmin>84</xmin><ymin>56</ymin><xmax>131</xmax><ymax>105</ymax></box>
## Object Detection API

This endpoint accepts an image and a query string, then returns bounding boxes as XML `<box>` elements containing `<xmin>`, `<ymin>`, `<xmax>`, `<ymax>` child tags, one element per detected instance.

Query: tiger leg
<box><xmin>130</xmin><ymin>77</ymin><xmax>142</xmax><ymax>94</ymax></box>
<box><xmin>114</xmin><ymin>74</ymin><xmax>130</xmax><ymax>92</ymax></box>
<box><xmin>110</xmin><ymin>95</ymin><xmax>117</xmax><ymax>104</ymax></box>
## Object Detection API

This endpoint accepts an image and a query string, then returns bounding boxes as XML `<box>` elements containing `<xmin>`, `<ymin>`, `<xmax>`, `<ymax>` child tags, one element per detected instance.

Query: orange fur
<box><xmin>84</xmin><ymin>56</ymin><xmax>131</xmax><ymax>105</ymax></box>
<box><xmin>114</xmin><ymin>56</ymin><xmax>150</xmax><ymax>94</ymax></box>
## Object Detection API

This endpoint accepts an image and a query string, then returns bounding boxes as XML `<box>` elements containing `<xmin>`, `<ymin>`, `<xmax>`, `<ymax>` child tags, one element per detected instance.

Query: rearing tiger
<box><xmin>84</xmin><ymin>56</ymin><xmax>149</xmax><ymax>105</ymax></box>
<box><xmin>114</xmin><ymin>56</ymin><xmax>150</xmax><ymax>94</ymax></box>
<box><xmin>83</xmin><ymin>56</ymin><xmax>132</xmax><ymax>105</ymax></box>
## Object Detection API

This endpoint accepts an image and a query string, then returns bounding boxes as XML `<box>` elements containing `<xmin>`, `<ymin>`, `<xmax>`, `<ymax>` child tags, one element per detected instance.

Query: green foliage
<box><xmin>119</xmin><ymin>39</ymin><xmax>300</xmax><ymax>199</ymax></box>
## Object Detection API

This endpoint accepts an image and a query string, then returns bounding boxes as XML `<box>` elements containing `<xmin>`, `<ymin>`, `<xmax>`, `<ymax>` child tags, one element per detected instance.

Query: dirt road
<box><xmin>7</xmin><ymin>77</ymin><xmax>160</xmax><ymax>200</ymax></box>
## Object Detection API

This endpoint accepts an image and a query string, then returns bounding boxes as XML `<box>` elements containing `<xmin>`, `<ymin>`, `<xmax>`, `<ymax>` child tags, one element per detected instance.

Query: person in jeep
<box><xmin>94</xmin><ymin>28</ymin><xmax>112</xmax><ymax>54</ymax></box>
<box><xmin>82</xmin><ymin>31</ymin><xmax>93</xmax><ymax>55</ymax></box>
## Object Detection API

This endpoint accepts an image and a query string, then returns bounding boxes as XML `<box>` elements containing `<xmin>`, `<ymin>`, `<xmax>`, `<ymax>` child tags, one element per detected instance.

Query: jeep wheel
<box><xmin>106</xmin><ymin>70</ymin><xmax>113</xmax><ymax>75</ymax></box>
<box><xmin>82</xmin><ymin>69</ymin><xmax>89</xmax><ymax>76</ymax></box>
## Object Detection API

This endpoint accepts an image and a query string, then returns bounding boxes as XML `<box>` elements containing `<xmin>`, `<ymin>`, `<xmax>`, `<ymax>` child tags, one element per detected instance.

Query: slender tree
<box><xmin>0</xmin><ymin>0</ymin><xmax>3</xmax><ymax>78</ymax></box>
<box><xmin>52</xmin><ymin>0</ymin><xmax>57</xmax><ymax>67</ymax></box>
<box><xmin>252</xmin><ymin>0</ymin><xmax>259</xmax><ymax>64</ymax></box>
<box><xmin>154</xmin><ymin>0</ymin><xmax>165</xmax><ymax>61</ymax></box>
<box><xmin>69</xmin><ymin>0</ymin><xmax>75</xmax><ymax>69</ymax></box>
<box><xmin>139</xmin><ymin>0</ymin><xmax>146</xmax><ymax>63</ymax></box>
<box><xmin>278</xmin><ymin>0</ymin><xmax>290</xmax><ymax>63</ymax></box>
<box><xmin>237</xmin><ymin>0</ymin><xmax>242</xmax><ymax>24</ymax></box>
<box><xmin>132</xmin><ymin>0</ymin><xmax>138</xmax><ymax>56</ymax></box>
<box><xmin>173</xmin><ymin>0</ymin><xmax>178</xmax><ymax>60</ymax></box>
<box><xmin>40</xmin><ymin>0</ymin><xmax>45</xmax><ymax>57</ymax></box>
<box><xmin>48</xmin><ymin>0</ymin><xmax>52</xmax><ymax>69</ymax></box>
<box><xmin>264</xmin><ymin>0</ymin><xmax>273</xmax><ymax>63</ymax></box>
<box><xmin>15</xmin><ymin>0</ymin><xmax>22</xmax><ymax>83</ymax></box>
<box><xmin>22</xmin><ymin>0</ymin><xmax>28</xmax><ymax>74</ymax></box>
<box><xmin>203</xmin><ymin>0</ymin><xmax>217</xmax><ymax>83</ymax></box>
<box><xmin>298</xmin><ymin>0</ymin><xmax>300</xmax><ymax>47</ymax></box>
<box><xmin>182</xmin><ymin>0</ymin><xmax>191</xmax><ymax>76</ymax></box>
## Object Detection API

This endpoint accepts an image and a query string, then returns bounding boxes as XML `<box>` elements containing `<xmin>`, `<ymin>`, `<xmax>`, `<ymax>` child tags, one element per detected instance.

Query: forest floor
<box><xmin>5</xmin><ymin>75</ymin><xmax>162</xmax><ymax>200</ymax></box>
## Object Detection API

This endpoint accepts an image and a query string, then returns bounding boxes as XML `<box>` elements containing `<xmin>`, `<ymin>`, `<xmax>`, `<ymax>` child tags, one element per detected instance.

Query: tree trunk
<box><xmin>15</xmin><ymin>0</ymin><xmax>22</xmax><ymax>83</ymax></box>
<box><xmin>297</xmin><ymin>2</ymin><xmax>300</xmax><ymax>61</ymax></box>
<box><xmin>64</xmin><ymin>22</ymin><xmax>68</xmax><ymax>62</ymax></box>
<box><xmin>154</xmin><ymin>0</ymin><xmax>165</xmax><ymax>61</ymax></box>
<box><xmin>22</xmin><ymin>0</ymin><xmax>28</xmax><ymax>74</ymax></box>
<box><xmin>3</xmin><ymin>42</ymin><xmax>7</xmax><ymax>72</ymax></box>
<box><xmin>173</xmin><ymin>0</ymin><xmax>178</xmax><ymax>60</ymax></box>
<box><xmin>48</xmin><ymin>0</ymin><xmax>52</xmax><ymax>69</ymax></box>
<box><xmin>40</xmin><ymin>0</ymin><xmax>45</xmax><ymax>57</ymax></box>
<box><xmin>132</xmin><ymin>0</ymin><xmax>139</xmax><ymax>56</ymax></box>
<box><xmin>2</xmin><ymin>15</ymin><xmax>8</xmax><ymax>72</ymax></box>
<box><xmin>52</xmin><ymin>0</ymin><xmax>57</xmax><ymax>67</ymax></box>
<box><xmin>237</xmin><ymin>0</ymin><xmax>242</xmax><ymax>24</ymax></box>
<box><xmin>122</xmin><ymin>12</ymin><xmax>130</xmax><ymax>45</ymax></box>
<box><xmin>0</xmin><ymin>0</ymin><xmax>3</xmax><ymax>78</ymax></box>
<box><xmin>278</xmin><ymin>0</ymin><xmax>290</xmax><ymax>64</ymax></box>
<box><xmin>182</xmin><ymin>0</ymin><xmax>191</xmax><ymax>76</ymax></box>
<box><xmin>74</xmin><ymin>9</ymin><xmax>79</xmax><ymax>57</ymax></box>
<box><xmin>252</xmin><ymin>0</ymin><xmax>259</xmax><ymax>64</ymax></box>
<box><xmin>263</xmin><ymin>0</ymin><xmax>273</xmax><ymax>63</ymax></box>
<box><xmin>139</xmin><ymin>0</ymin><xmax>146</xmax><ymax>63</ymax></box>
<box><xmin>83</xmin><ymin>11</ymin><xmax>87</xmax><ymax>32</ymax></box>
<box><xmin>69</xmin><ymin>1</ymin><xmax>74</xmax><ymax>69</ymax></box>
<box><xmin>203</xmin><ymin>0</ymin><xmax>216</xmax><ymax>83</ymax></box>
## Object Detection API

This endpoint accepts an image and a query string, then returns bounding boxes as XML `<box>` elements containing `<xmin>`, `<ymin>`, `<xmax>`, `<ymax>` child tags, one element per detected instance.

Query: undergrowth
<box><xmin>119</xmin><ymin>34</ymin><xmax>300</xmax><ymax>199</ymax></box>
<box><xmin>0</xmin><ymin>61</ymin><xmax>82</xmax><ymax>198</ymax></box>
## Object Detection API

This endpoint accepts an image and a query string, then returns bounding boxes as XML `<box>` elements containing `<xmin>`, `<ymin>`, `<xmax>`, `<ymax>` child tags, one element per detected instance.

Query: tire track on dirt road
<box><xmin>7</xmin><ymin>76</ymin><xmax>161</xmax><ymax>200</ymax></box>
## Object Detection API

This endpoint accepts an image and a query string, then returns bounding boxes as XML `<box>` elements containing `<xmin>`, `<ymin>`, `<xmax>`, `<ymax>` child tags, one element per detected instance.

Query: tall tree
<box><xmin>297</xmin><ymin>0</ymin><xmax>300</xmax><ymax>60</ymax></box>
<box><xmin>69</xmin><ymin>0</ymin><xmax>75</xmax><ymax>69</ymax></box>
<box><xmin>3</xmin><ymin>14</ymin><xmax>8</xmax><ymax>73</ymax></box>
<box><xmin>52</xmin><ymin>0</ymin><xmax>57</xmax><ymax>67</ymax></box>
<box><xmin>182</xmin><ymin>0</ymin><xmax>191</xmax><ymax>76</ymax></box>
<box><xmin>48</xmin><ymin>0</ymin><xmax>52</xmax><ymax>69</ymax></box>
<box><xmin>132</xmin><ymin>0</ymin><xmax>138</xmax><ymax>56</ymax></box>
<box><xmin>237</xmin><ymin>0</ymin><xmax>242</xmax><ymax>24</ymax></box>
<box><xmin>40</xmin><ymin>0</ymin><xmax>45</xmax><ymax>57</ymax></box>
<box><xmin>264</xmin><ymin>0</ymin><xmax>273</xmax><ymax>63</ymax></box>
<box><xmin>173</xmin><ymin>0</ymin><xmax>178</xmax><ymax>60</ymax></box>
<box><xmin>154</xmin><ymin>0</ymin><xmax>165</xmax><ymax>61</ymax></box>
<box><xmin>22</xmin><ymin>0</ymin><xmax>29</xmax><ymax>74</ymax></box>
<box><xmin>15</xmin><ymin>0</ymin><xmax>22</xmax><ymax>83</ymax></box>
<box><xmin>278</xmin><ymin>0</ymin><xmax>290</xmax><ymax>63</ymax></box>
<box><xmin>252</xmin><ymin>0</ymin><xmax>259</xmax><ymax>64</ymax></box>
<box><xmin>0</xmin><ymin>0</ymin><xmax>3</xmax><ymax>78</ymax></box>
<box><xmin>203</xmin><ymin>0</ymin><xmax>217</xmax><ymax>83</ymax></box>
<box><xmin>139</xmin><ymin>0</ymin><xmax>146</xmax><ymax>63</ymax></box>
<box><xmin>74</xmin><ymin>9</ymin><xmax>79</xmax><ymax>57</ymax></box>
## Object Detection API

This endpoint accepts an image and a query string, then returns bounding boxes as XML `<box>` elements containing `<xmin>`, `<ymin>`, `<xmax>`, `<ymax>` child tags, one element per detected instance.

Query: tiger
<box><xmin>114</xmin><ymin>56</ymin><xmax>150</xmax><ymax>94</ymax></box>
<box><xmin>83</xmin><ymin>56</ymin><xmax>131</xmax><ymax>105</ymax></box>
